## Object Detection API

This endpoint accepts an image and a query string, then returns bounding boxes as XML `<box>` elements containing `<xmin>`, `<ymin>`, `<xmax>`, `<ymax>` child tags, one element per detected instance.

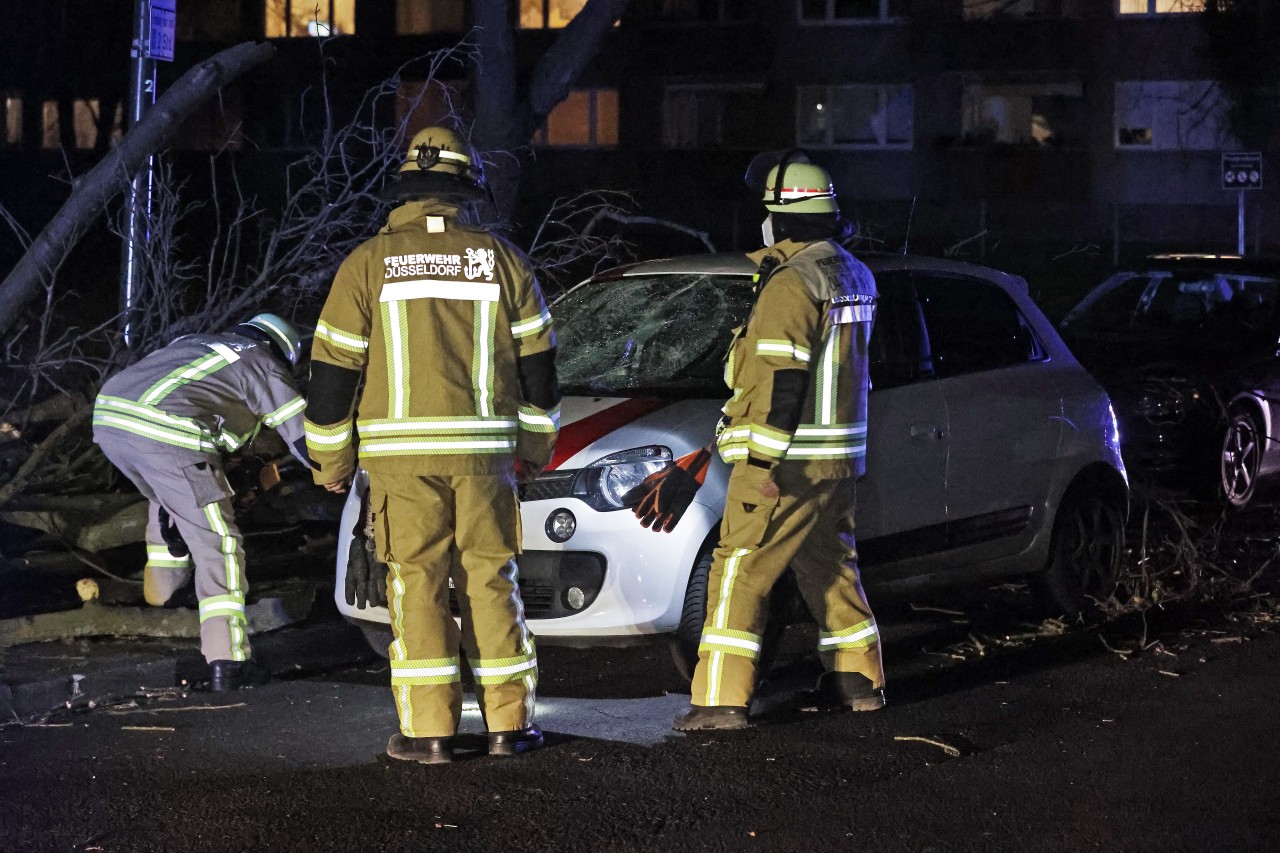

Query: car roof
<box><xmin>1140</xmin><ymin>254</ymin><xmax>1280</xmax><ymax>277</ymax></box>
<box><xmin>604</xmin><ymin>251</ymin><xmax>1029</xmax><ymax>293</ymax></box>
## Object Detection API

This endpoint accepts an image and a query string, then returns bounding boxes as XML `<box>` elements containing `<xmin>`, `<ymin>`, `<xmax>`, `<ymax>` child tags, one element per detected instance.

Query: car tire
<box><xmin>668</xmin><ymin>550</ymin><xmax>712</xmax><ymax>682</ymax></box>
<box><xmin>1221</xmin><ymin>408</ymin><xmax>1265</xmax><ymax>509</ymax></box>
<box><xmin>667</xmin><ymin>549</ymin><xmax>788</xmax><ymax>684</ymax></box>
<box><xmin>1036</xmin><ymin>487</ymin><xmax>1126</xmax><ymax>620</ymax></box>
<box><xmin>360</xmin><ymin>623</ymin><xmax>393</xmax><ymax>660</ymax></box>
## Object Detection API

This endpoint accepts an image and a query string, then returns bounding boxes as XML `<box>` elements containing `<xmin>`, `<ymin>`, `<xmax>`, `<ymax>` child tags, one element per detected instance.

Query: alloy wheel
<box><xmin>1221</xmin><ymin>412</ymin><xmax>1262</xmax><ymax>508</ymax></box>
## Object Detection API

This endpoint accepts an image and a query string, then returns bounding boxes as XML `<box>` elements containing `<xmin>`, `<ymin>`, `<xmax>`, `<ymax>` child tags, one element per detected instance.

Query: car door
<box><xmin>856</xmin><ymin>272</ymin><xmax>951</xmax><ymax>581</ymax></box>
<box><xmin>913</xmin><ymin>271</ymin><xmax>1063</xmax><ymax>564</ymax></box>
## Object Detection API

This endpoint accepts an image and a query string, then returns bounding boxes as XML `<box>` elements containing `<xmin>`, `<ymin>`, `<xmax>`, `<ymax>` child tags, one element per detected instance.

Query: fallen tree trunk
<box><xmin>0</xmin><ymin>40</ymin><xmax>277</xmax><ymax>341</ymax></box>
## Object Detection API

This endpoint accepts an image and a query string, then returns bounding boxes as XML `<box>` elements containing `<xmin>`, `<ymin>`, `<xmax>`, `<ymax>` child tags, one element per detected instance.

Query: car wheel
<box><xmin>360</xmin><ymin>623</ymin><xmax>393</xmax><ymax>660</ymax></box>
<box><xmin>1221</xmin><ymin>409</ymin><xmax>1264</xmax><ymax>509</ymax></box>
<box><xmin>668</xmin><ymin>550</ymin><xmax>711</xmax><ymax>682</ymax></box>
<box><xmin>667</xmin><ymin>549</ymin><xmax>788</xmax><ymax>684</ymax></box>
<box><xmin>1037</xmin><ymin>488</ymin><xmax>1126</xmax><ymax>619</ymax></box>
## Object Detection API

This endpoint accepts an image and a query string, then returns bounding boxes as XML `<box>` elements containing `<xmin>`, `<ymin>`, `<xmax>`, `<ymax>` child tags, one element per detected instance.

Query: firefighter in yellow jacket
<box><xmin>674</xmin><ymin>151</ymin><xmax>884</xmax><ymax>730</ymax></box>
<box><xmin>305</xmin><ymin>126</ymin><xmax>559</xmax><ymax>764</ymax></box>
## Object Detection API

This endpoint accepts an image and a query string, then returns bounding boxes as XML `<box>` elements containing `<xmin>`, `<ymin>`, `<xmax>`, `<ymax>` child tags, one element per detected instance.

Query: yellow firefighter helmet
<box><xmin>382</xmin><ymin>126</ymin><xmax>486</xmax><ymax>202</ymax></box>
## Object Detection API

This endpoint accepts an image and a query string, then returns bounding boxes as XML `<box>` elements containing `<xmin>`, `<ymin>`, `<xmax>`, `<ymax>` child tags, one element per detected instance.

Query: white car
<box><xmin>338</xmin><ymin>253</ymin><xmax>1129</xmax><ymax>672</ymax></box>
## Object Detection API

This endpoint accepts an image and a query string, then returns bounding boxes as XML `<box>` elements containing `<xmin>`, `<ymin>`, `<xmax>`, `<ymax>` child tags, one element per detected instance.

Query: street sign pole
<box><xmin>1239</xmin><ymin>189</ymin><xmax>1246</xmax><ymax>257</ymax></box>
<box><xmin>120</xmin><ymin>0</ymin><xmax>155</xmax><ymax>348</ymax></box>
<box><xmin>1222</xmin><ymin>151</ymin><xmax>1262</xmax><ymax>258</ymax></box>
<box><xmin>119</xmin><ymin>0</ymin><xmax>175</xmax><ymax>348</ymax></box>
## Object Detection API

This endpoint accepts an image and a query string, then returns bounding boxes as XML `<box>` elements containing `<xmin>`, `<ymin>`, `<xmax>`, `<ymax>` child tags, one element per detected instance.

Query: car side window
<box><xmin>914</xmin><ymin>274</ymin><xmax>1045</xmax><ymax>378</ymax></box>
<box><xmin>868</xmin><ymin>271</ymin><xmax>934</xmax><ymax>391</ymax></box>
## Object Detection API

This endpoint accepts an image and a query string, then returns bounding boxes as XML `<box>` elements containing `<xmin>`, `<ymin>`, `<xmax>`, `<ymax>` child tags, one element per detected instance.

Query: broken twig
<box><xmin>894</xmin><ymin>735</ymin><xmax>961</xmax><ymax>757</ymax></box>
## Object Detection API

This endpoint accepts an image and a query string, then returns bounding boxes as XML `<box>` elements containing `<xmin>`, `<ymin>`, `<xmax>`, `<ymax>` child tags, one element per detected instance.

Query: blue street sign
<box><xmin>147</xmin><ymin>0</ymin><xmax>176</xmax><ymax>62</ymax></box>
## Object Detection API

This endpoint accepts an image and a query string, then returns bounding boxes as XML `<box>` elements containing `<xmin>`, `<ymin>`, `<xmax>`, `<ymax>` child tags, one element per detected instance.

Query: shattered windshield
<box><xmin>1062</xmin><ymin>269</ymin><xmax>1280</xmax><ymax>345</ymax></box>
<box><xmin>553</xmin><ymin>272</ymin><xmax>755</xmax><ymax>396</ymax></box>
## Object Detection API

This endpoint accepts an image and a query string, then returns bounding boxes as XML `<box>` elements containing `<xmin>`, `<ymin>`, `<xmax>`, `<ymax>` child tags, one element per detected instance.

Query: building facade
<box><xmin>0</xmin><ymin>0</ymin><xmax>1273</xmax><ymax>267</ymax></box>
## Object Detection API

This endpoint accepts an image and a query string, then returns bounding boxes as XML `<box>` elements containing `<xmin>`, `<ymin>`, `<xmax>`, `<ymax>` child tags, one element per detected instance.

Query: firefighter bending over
<box><xmin>305</xmin><ymin>126</ymin><xmax>560</xmax><ymax>765</ymax></box>
<box><xmin>93</xmin><ymin>314</ymin><xmax>309</xmax><ymax>692</ymax></box>
<box><xmin>674</xmin><ymin>151</ymin><xmax>885</xmax><ymax>731</ymax></box>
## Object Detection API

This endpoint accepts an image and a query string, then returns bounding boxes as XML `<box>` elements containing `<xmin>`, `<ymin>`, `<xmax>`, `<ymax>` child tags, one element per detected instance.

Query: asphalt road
<box><xmin>2</xmin><ymin>595</ymin><xmax>1278</xmax><ymax>853</ymax></box>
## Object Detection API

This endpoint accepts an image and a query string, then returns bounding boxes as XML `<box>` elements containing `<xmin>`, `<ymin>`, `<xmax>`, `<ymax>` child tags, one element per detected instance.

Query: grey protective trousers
<box><xmin>94</xmin><ymin>430</ymin><xmax>250</xmax><ymax>663</ymax></box>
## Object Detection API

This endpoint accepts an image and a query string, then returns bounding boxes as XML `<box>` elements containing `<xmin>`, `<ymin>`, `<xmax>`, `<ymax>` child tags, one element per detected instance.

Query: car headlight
<box><xmin>1132</xmin><ymin>390</ymin><xmax>1187</xmax><ymax>424</ymax></box>
<box><xmin>572</xmin><ymin>445</ymin><xmax>672</xmax><ymax>511</ymax></box>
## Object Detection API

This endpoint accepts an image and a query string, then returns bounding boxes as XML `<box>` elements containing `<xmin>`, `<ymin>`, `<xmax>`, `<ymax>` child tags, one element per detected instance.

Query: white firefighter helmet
<box><xmin>238</xmin><ymin>313</ymin><xmax>303</xmax><ymax>368</ymax></box>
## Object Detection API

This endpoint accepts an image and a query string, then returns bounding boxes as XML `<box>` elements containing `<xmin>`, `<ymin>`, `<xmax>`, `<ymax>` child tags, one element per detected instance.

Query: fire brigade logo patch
<box><xmin>464</xmin><ymin>247</ymin><xmax>497</xmax><ymax>281</ymax></box>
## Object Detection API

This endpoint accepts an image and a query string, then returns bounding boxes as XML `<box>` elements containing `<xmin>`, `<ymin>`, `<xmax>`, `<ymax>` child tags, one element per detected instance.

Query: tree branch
<box><xmin>0</xmin><ymin>41</ymin><xmax>277</xmax><ymax>341</ymax></box>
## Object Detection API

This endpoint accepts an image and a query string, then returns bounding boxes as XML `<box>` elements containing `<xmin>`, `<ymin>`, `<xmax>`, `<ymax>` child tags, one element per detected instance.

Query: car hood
<box><xmin>545</xmin><ymin>396</ymin><xmax>721</xmax><ymax>471</ymax></box>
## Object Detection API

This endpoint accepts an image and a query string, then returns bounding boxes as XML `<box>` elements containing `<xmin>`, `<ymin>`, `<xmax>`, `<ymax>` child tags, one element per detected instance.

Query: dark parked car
<box><xmin>1059</xmin><ymin>254</ymin><xmax>1280</xmax><ymax>507</ymax></box>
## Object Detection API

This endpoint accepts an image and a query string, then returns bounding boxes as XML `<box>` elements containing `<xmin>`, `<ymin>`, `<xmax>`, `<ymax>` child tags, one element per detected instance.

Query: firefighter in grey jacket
<box><xmin>92</xmin><ymin>313</ymin><xmax>310</xmax><ymax>691</ymax></box>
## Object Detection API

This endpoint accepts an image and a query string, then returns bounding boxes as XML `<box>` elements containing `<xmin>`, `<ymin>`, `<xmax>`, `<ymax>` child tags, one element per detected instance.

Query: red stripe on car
<box><xmin>546</xmin><ymin>398</ymin><xmax>668</xmax><ymax>471</ymax></box>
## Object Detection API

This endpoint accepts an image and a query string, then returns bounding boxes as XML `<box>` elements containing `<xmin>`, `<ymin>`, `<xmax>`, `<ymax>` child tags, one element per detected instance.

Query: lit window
<box><xmin>396</xmin><ymin>0</ymin><xmax>465</xmax><ymax>34</ymax></box>
<box><xmin>1118</xmin><ymin>0</ymin><xmax>1205</xmax><ymax>13</ymax></box>
<box><xmin>70</xmin><ymin>101</ymin><xmax>98</xmax><ymax>149</ymax></box>
<box><xmin>963</xmin><ymin>0</ymin><xmax>1057</xmax><ymax>18</ymax></box>
<box><xmin>961</xmin><ymin>82</ymin><xmax>1083</xmax><ymax>146</ymax></box>
<box><xmin>798</xmin><ymin>0</ymin><xmax>908</xmax><ymax>23</ymax></box>
<box><xmin>1115</xmin><ymin>81</ymin><xmax>1231</xmax><ymax>150</ymax></box>
<box><xmin>266</xmin><ymin>0</ymin><xmax>355</xmax><ymax>37</ymax></box>
<box><xmin>663</xmin><ymin>84</ymin><xmax>765</xmax><ymax>149</ymax></box>
<box><xmin>40</xmin><ymin>99</ymin><xmax>116</xmax><ymax>150</ymax></box>
<box><xmin>520</xmin><ymin>0</ymin><xmax>589</xmax><ymax>28</ymax></box>
<box><xmin>797</xmin><ymin>84</ymin><xmax>913</xmax><ymax>148</ymax></box>
<box><xmin>3</xmin><ymin>95</ymin><xmax>20</xmax><ymax>145</ymax></box>
<box><xmin>535</xmin><ymin>89</ymin><xmax>619</xmax><ymax>147</ymax></box>
<box><xmin>42</xmin><ymin>101</ymin><xmax>58</xmax><ymax>149</ymax></box>
<box><xmin>396</xmin><ymin>80</ymin><xmax>462</xmax><ymax>139</ymax></box>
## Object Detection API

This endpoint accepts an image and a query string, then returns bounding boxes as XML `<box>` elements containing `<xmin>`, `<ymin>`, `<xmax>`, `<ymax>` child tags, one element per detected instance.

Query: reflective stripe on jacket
<box><xmin>93</xmin><ymin>333</ymin><xmax>308</xmax><ymax>460</ymax></box>
<box><xmin>717</xmin><ymin>239</ymin><xmax>877</xmax><ymax>480</ymax></box>
<box><xmin>306</xmin><ymin>200</ymin><xmax>558</xmax><ymax>478</ymax></box>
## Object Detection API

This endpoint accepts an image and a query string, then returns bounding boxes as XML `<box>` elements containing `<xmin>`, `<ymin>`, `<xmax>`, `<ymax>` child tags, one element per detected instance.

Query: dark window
<box><xmin>868</xmin><ymin>272</ymin><xmax>934</xmax><ymax>391</ymax></box>
<box><xmin>914</xmin><ymin>274</ymin><xmax>1043</xmax><ymax>377</ymax></box>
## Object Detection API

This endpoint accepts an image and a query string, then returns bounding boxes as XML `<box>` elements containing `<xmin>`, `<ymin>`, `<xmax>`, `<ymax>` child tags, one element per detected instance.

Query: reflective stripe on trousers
<box><xmin>691</xmin><ymin>468</ymin><xmax>884</xmax><ymax>708</ymax></box>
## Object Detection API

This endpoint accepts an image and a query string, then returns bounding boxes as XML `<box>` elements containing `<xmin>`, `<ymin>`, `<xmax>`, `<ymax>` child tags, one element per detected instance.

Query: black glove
<box><xmin>157</xmin><ymin>506</ymin><xmax>190</xmax><ymax>558</ymax></box>
<box><xmin>345</xmin><ymin>535</ymin><xmax>389</xmax><ymax>609</ymax></box>
<box><xmin>623</xmin><ymin>445</ymin><xmax>713</xmax><ymax>533</ymax></box>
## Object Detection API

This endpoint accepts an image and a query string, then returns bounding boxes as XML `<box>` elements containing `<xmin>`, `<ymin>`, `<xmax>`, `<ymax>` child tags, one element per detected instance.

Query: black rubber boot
<box><xmin>209</xmin><ymin>659</ymin><xmax>271</xmax><ymax>692</ymax></box>
<box><xmin>672</xmin><ymin>705</ymin><xmax>751</xmax><ymax>731</ymax></box>
<box><xmin>796</xmin><ymin>672</ymin><xmax>885</xmax><ymax>713</ymax></box>
<box><xmin>387</xmin><ymin>733</ymin><xmax>454</xmax><ymax>765</ymax></box>
<box><xmin>488</xmin><ymin>725</ymin><xmax>544</xmax><ymax>756</ymax></box>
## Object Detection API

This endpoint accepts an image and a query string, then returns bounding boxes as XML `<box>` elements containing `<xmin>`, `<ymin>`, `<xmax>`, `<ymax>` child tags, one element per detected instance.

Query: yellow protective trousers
<box><xmin>691</xmin><ymin>463</ymin><xmax>884</xmax><ymax>708</ymax></box>
<box><xmin>370</xmin><ymin>472</ymin><xmax>536</xmax><ymax>738</ymax></box>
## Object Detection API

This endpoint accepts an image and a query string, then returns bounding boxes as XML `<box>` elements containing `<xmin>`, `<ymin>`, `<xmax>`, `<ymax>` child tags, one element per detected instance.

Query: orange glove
<box><xmin>623</xmin><ymin>445</ymin><xmax>713</xmax><ymax>533</ymax></box>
